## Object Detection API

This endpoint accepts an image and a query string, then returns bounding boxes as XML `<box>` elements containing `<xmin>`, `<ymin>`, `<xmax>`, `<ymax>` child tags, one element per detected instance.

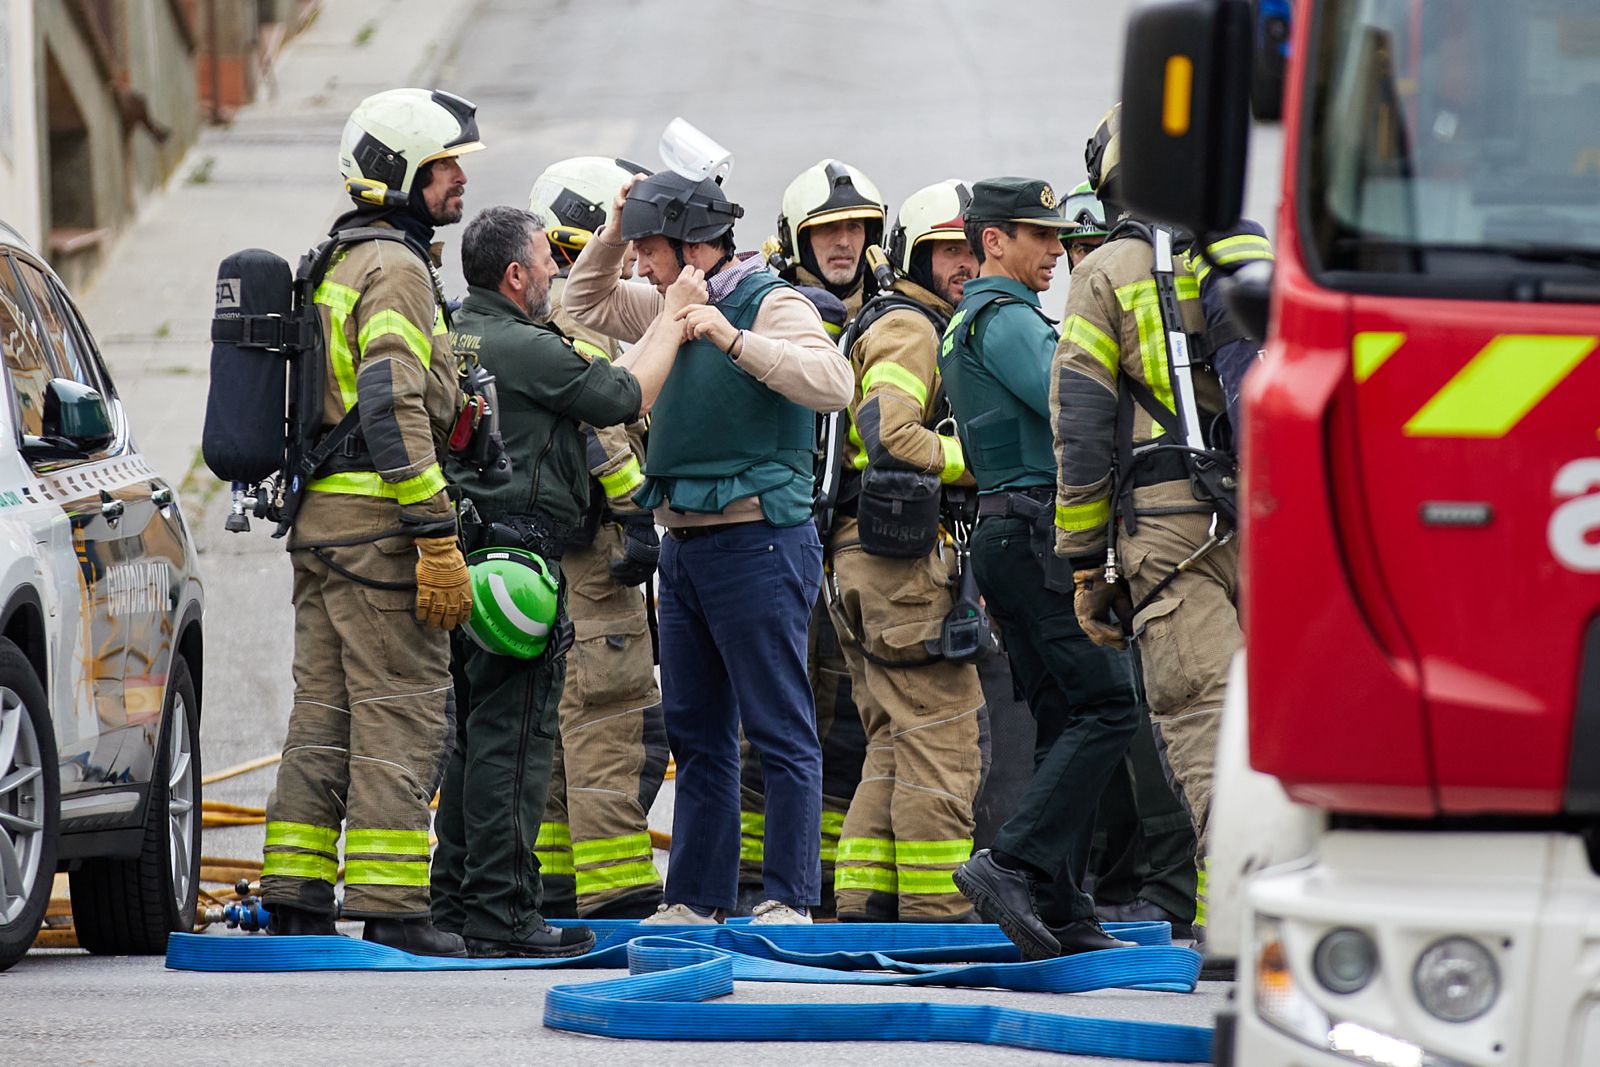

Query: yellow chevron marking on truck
<box><xmin>1353</xmin><ymin>331</ymin><xmax>1405</xmax><ymax>383</ymax></box>
<box><xmin>1403</xmin><ymin>335</ymin><xmax>1596</xmax><ymax>438</ymax></box>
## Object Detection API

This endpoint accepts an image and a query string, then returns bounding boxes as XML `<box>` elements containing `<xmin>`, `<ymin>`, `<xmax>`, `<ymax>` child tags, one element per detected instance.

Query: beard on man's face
<box><xmin>524</xmin><ymin>283</ymin><xmax>552</xmax><ymax>321</ymax></box>
<box><xmin>430</xmin><ymin>196</ymin><xmax>464</xmax><ymax>225</ymax></box>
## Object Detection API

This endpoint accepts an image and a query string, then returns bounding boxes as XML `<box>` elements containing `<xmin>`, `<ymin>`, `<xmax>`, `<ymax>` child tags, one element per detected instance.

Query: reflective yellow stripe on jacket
<box><xmin>307</xmin><ymin>464</ymin><xmax>446</xmax><ymax>506</ymax></box>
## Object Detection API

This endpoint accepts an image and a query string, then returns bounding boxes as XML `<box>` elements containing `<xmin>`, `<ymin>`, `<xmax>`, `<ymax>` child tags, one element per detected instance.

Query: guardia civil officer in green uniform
<box><xmin>430</xmin><ymin>205</ymin><xmax>682</xmax><ymax>958</ymax></box>
<box><xmin>939</xmin><ymin>178</ymin><xmax>1140</xmax><ymax>960</ymax></box>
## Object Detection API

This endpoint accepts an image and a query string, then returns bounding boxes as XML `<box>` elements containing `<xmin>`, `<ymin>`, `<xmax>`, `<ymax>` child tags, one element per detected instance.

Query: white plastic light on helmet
<box><xmin>659</xmin><ymin>117</ymin><xmax>733</xmax><ymax>184</ymax></box>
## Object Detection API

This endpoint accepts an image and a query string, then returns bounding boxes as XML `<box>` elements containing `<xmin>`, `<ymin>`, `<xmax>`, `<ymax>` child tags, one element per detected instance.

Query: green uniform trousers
<box><xmin>970</xmin><ymin>515</ymin><xmax>1139</xmax><ymax>924</ymax></box>
<box><xmin>1088</xmin><ymin>701</ymin><xmax>1200</xmax><ymax>922</ymax></box>
<box><xmin>262</xmin><ymin>537</ymin><xmax>454</xmax><ymax>918</ymax></box>
<box><xmin>535</xmin><ymin>525</ymin><xmax>667</xmax><ymax>919</ymax></box>
<box><xmin>430</xmin><ymin>626</ymin><xmax>565</xmax><ymax>943</ymax></box>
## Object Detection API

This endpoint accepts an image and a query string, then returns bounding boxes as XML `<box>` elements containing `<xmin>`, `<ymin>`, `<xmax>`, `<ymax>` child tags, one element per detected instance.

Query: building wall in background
<box><xmin>2</xmin><ymin>0</ymin><xmax>315</xmax><ymax>288</ymax></box>
<box><xmin>0</xmin><ymin>0</ymin><xmax>43</xmax><ymax>248</ymax></box>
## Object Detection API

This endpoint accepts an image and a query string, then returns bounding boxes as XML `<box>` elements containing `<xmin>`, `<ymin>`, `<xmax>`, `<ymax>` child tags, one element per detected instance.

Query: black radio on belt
<box><xmin>937</xmin><ymin>564</ymin><xmax>990</xmax><ymax>662</ymax></box>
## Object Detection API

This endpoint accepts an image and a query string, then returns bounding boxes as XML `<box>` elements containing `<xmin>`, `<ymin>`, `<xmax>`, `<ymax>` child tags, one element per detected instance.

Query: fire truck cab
<box><xmin>1117</xmin><ymin>1</ymin><xmax>1600</xmax><ymax>1064</ymax></box>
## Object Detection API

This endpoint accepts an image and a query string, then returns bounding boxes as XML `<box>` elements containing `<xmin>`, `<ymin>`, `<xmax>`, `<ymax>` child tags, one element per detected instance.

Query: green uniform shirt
<box><xmin>446</xmin><ymin>286</ymin><xmax>642</xmax><ymax>534</ymax></box>
<box><xmin>939</xmin><ymin>275</ymin><xmax>1059</xmax><ymax>495</ymax></box>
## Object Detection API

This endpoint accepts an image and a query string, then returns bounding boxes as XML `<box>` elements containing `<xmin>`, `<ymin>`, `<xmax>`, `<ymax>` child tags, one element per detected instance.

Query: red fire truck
<box><xmin>1118</xmin><ymin>1</ymin><xmax>1600</xmax><ymax>1064</ymax></box>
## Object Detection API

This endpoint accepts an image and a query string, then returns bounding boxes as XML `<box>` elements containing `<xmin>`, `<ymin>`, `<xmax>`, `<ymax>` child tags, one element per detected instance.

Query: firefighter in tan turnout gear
<box><xmin>735</xmin><ymin>159</ymin><xmax>889</xmax><ymax>912</ymax></box>
<box><xmin>261</xmin><ymin>88</ymin><xmax>482</xmax><ymax>956</ymax></box>
<box><xmin>827</xmin><ymin>180</ymin><xmax>988</xmax><ymax>921</ymax></box>
<box><xmin>1051</xmin><ymin>105</ymin><xmax>1271</xmax><ymax>849</ymax></box>
<box><xmin>768</xmin><ymin>158</ymin><xmax>888</xmax><ymax>318</ymax></box>
<box><xmin>525</xmin><ymin>157</ymin><xmax>669</xmax><ymax>918</ymax></box>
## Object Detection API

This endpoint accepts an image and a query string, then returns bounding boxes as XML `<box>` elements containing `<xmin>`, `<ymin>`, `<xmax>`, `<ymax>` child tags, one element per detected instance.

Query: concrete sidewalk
<box><xmin>77</xmin><ymin>0</ymin><xmax>482</xmax><ymax>504</ymax></box>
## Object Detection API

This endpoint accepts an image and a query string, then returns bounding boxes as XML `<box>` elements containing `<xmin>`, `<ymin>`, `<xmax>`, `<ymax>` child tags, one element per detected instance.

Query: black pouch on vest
<box><xmin>856</xmin><ymin>467</ymin><xmax>942</xmax><ymax>558</ymax></box>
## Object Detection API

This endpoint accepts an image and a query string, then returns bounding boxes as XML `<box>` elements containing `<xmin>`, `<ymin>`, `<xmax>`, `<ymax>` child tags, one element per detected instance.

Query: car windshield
<box><xmin>1304</xmin><ymin>0</ymin><xmax>1600</xmax><ymax>284</ymax></box>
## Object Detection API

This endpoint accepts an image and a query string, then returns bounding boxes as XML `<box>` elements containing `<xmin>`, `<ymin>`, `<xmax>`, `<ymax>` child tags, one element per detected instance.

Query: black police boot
<box><xmin>362</xmin><ymin>917</ymin><xmax>468</xmax><ymax>958</ymax></box>
<box><xmin>1094</xmin><ymin>897</ymin><xmax>1194</xmax><ymax>940</ymax></box>
<box><xmin>466</xmin><ymin>922</ymin><xmax>596</xmax><ymax>959</ymax></box>
<box><xmin>951</xmin><ymin>849</ymin><xmax>1061</xmax><ymax>961</ymax></box>
<box><xmin>1047</xmin><ymin>916</ymin><xmax>1139</xmax><ymax>955</ymax></box>
<box><xmin>265</xmin><ymin>903</ymin><xmax>339</xmax><ymax>937</ymax></box>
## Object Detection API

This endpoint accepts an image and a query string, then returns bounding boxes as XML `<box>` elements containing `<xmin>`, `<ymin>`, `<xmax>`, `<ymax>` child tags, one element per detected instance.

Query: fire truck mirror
<box><xmin>1120</xmin><ymin>0</ymin><xmax>1253</xmax><ymax>236</ymax></box>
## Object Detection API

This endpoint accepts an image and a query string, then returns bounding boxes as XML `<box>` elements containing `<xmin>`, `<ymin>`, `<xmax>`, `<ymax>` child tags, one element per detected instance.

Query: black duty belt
<box><xmin>463</xmin><ymin>510</ymin><xmax>569</xmax><ymax>561</ymax></box>
<box><xmin>976</xmin><ymin>488</ymin><xmax>1053</xmax><ymax>519</ymax></box>
<box><xmin>665</xmin><ymin>519</ymin><xmax>760</xmax><ymax>542</ymax></box>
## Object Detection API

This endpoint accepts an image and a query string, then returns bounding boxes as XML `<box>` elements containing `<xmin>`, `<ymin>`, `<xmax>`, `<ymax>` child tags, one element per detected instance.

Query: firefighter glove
<box><xmin>608</xmin><ymin>513</ymin><xmax>661</xmax><ymax>587</ymax></box>
<box><xmin>1073</xmin><ymin>568</ymin><xmax>1133</xmax><ymax>649</ymax></box>
<box><xmin>415</xmin><ymin>535</ymin><xmax>473</xmax><ymax>630</ymax></box>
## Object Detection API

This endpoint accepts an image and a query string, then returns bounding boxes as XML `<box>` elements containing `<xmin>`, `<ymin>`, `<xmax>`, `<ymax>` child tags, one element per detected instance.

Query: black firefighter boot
<box><xmin>265</xmin><ymin>903</ymin><xmax>340</xmax><ymax>937</ymax></box>
<box><xmin>363</xmin><ymin>916</ymin><xmax>468</xmax><ymax>958</ymax></box>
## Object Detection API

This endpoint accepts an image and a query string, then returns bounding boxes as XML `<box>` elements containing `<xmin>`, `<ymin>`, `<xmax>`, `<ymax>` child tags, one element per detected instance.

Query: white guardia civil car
<box><xmin>0</xmin><ymin>220</ymin><xmax>204</xmax><ymax>970</ymax></box>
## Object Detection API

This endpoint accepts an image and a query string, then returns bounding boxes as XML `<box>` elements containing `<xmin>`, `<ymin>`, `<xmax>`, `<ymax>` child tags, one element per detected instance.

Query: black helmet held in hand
<box><xmin>619</xmin><ymin>171</ymin><xmax>744</xmax><ymax>245</ymax></box>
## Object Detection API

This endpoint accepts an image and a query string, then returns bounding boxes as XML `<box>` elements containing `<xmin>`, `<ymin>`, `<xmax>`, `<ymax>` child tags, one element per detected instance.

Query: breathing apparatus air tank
<box><xmin>204</xmin><ymin>249</ymin><xmax>298</xmax><ymax>531</ymax></box>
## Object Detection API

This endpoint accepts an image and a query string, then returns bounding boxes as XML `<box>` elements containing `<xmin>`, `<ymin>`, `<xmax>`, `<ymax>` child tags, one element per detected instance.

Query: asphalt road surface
<box><xmin>5</xmin><ymin>0</ymin><xmax>1284</xmax><ymax>1062</ymax></box>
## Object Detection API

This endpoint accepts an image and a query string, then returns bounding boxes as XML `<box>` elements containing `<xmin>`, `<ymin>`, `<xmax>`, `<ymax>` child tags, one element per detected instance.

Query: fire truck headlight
<box><xmin>1312</xmin><ymin>927</ymin><xmax>1378</xmax><ymax>995</ymax></box>
<box><xmin>1412</xmin><ymin>937</ymin><xmax>1499</xmax><ymax>1023</ymax></box>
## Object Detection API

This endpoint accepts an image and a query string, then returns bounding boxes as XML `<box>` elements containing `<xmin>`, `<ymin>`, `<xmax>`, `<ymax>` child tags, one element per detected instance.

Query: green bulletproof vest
<box><xmin>639</xmin><ymin>269</ymin><xmax>816</xmax><ymax>526</ymax></box>
<box><xmin>938</xmin><ymin>285</ymin><xmax>1058</xmax><ymax>494</ymax></box>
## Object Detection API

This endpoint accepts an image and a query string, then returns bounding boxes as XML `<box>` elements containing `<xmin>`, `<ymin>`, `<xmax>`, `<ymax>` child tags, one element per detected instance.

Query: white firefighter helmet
<box><xmin>528</xmin><ymin>156</ymin><xmax>652</xmax><ymax>235</ymax></box>
<box><xmin>528</xmin><ymin>156</ymin><xmax>651</xmax><ymax>262</ymax></box>
<box><xmin>338</xmin><ymin>88</ymin><xmax>485</xmax><ymax>206</ymax></box>
<box><xmin>774</xmin><ymin>159</ymin><xmax>888</xmax><ymax>263</ymax></box>
<box><xmin>887</xmin><ymin>179</ymin><xmax>973</xmax><ymax>274</ymax></box>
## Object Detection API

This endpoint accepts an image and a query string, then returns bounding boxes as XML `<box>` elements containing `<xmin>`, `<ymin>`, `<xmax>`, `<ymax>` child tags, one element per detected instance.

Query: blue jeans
<box><xmin>658</xmin><ymin>520</ymin><xmax>823</xmax><ymax>910</ymax></box>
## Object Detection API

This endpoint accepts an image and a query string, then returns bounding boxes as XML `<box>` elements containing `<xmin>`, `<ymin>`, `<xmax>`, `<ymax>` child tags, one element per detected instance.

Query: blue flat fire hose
<box><xmin>166</xmin><ymin>920</ymin><xmax>1214</xmax><ymax>1062</ymax></box>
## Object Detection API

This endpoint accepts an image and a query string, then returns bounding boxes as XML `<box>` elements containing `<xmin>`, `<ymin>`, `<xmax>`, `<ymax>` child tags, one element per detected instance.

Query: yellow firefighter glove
<box><xmin>415</xmin><ymin>536</ymin><xmax>472</xmax><ymax>630</ymax></box>
<box><xmin>1073</xmin><ymin>568</ymin><xmax>1133</xmax><ymax>650</ymax></box>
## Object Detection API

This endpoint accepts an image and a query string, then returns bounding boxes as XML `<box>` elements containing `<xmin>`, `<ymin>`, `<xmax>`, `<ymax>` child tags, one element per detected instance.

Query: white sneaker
<box><xmin>640</xmin><ymin>902</ymin><xmax>721</xmax><ymax>926</ymax></box>
<box><xmin>748</xmin><ymin>900</ymin><xmax>813</xmax><ymax>925</ymax></box>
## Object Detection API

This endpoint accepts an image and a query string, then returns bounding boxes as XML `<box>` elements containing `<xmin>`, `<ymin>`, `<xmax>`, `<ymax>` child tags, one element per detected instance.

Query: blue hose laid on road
<box><xmin>547</xmin><ymin>939</ymin><xmax>1212</xmax><ymax>1062</ymax></box>
<box><xmin>165</xmin><ymin>921</ymin><xmax>1213</xmax><ymax>1062</ymax></box>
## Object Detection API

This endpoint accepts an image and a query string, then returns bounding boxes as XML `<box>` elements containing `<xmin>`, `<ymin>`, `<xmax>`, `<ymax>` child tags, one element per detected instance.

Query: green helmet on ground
<box><xmin>463</xmin><ymin>548</ymin><xmax>558</xmax><ymax>659</ymax></box>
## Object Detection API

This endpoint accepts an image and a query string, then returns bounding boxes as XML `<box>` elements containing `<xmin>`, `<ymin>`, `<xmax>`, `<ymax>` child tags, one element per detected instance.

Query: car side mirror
<box><xmin>43</xmin><ymin>378</ymin><xmax>114</xmax><ymax>452</ymax></box>
<box><xmin>1120</xmin><ymin>0</ymin><xmax>1254</xmax><ymax>235</ymax></box>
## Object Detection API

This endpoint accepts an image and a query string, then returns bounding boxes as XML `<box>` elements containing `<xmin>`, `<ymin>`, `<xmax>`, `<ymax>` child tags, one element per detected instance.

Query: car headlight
<box><xmin>1314</xmin><ymin>928</ymin><xmax>1379</xmax><ymax>995</ymax></box>
<box><xmin>1413</xmin><ymin>937</ymin><xmax>1499</xmax><ymax>1023</ymax></box>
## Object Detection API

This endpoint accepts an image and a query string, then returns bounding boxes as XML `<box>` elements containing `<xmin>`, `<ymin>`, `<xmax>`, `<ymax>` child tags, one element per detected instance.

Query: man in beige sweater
<box><xmin>564</xmin><ymin>170</ymin><xmax>850</xmax><ymax>925</ymax></box>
